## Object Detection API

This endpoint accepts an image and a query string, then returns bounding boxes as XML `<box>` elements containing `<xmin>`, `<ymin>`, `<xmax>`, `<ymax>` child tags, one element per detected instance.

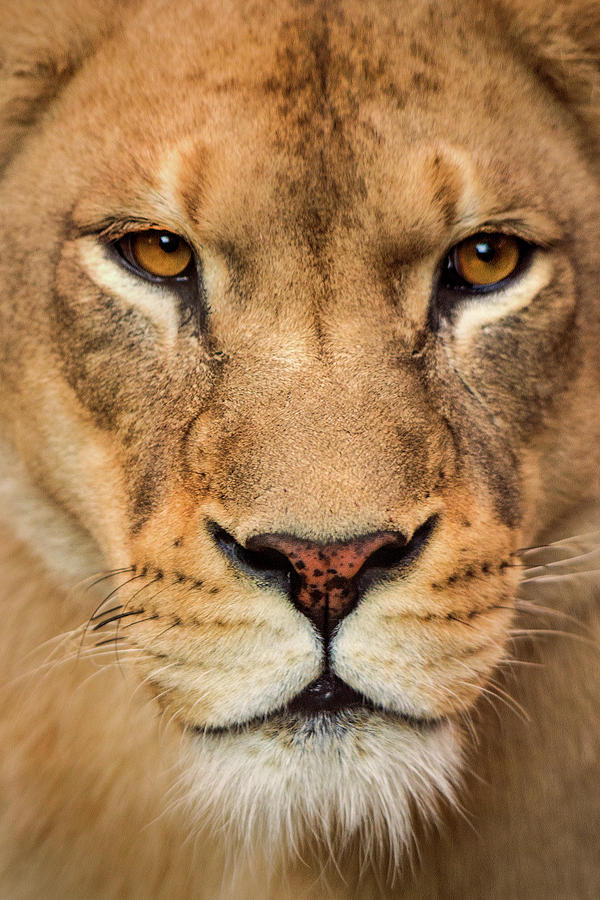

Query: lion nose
<box><xmin>211</xmin><ymin>519</ymin><xmax>436</xmax><ymax>641</ymax></box>
<box><xmin>246</xmin><ymin>531</ymin><xmax>405</xmax><ymax>635</ymax></box>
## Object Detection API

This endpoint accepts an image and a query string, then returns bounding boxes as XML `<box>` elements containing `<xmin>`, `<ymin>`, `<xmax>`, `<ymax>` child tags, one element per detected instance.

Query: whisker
<box><xmin>154</xmin><ymin>622</ymin><xmax>180</xmax><ymax>639</ymax></box>
<box><xmin>120</xmin><ymin>575</ymin><xmax>164</xmax><ymax>611</ymax></box>
<box><xmin>114</xmin><ymin>576</ymin><xmax>164</xmax><ymax>664</ymax></box>
<box><xmin>509</xmin><ymin>627</ymin><xmax>596</xmax><ymax>645</ymax></box>
<box><xmin>456</xmin><ymin>707</ymin><xmax>480</xmax><ymax>747</ymax></box>
<box><xmin>518</xmin><ymin>529</ymin><xmax>600</xmax><ymax>550</ymax></box>
<box><xmin>462</xmin><ymin>680</ymin><xmax>530</xmax><ymax>726</ymax></box>
<box><xmin>515</xmin><ymin>598</ymin><xmax>596</xmax><ymax>637</ymax></box>
<box><xmin>129</xmin><ymin>662</ymin><xmax>179</xmax><ymax>705</ymax></box>
<box><xmin>92</xmin><ymin>575</ymin><xmax>165</xmax><ymax>672</ymax></box>
<box><xmin>516</xmin><ymin>598</ymin><xmax>580</xmax><ymax>618</ymax></box>
<box><xmin>20</xmin><ymin>624</ymin><xmax>85</xmax><ymax>666</ymax></box>
<box><xmin>145</xmin><ymin>577</ymin><xmax>184</xmax><ymax>603</ymax></box>
<box><xmin>515</xmin><ymin>542</ymin><xmax>551</xmax><ymax>555</ymax></box>
<box><xmin>85</xmin><ymin>566</ymin><xmax>136</xmax><ymax>591</ymax></box>
<box><xmin>79</xmin><ymin>571</ymin><xmax>148</xmax><ymax>659</ymax></box>
<box><xmin>95</xmin><ymin>636</ymin><xmax>127</xmax><ymax>647</ymax></box>
<box><xmin>506</xmin><ymin>628</ymin><xmax>600</xmax><ymax>658</ymax></box>
<box><xmin>496</xmin><ymin>657</ymin><xmax>544</xmax><ymax>669</ymax></box>
<box><xmin>517</xmin><ymin>532</ymin><xmax>600</xmax><ymax>567</ymax></box>
<box><xmin>57</xmin><ymin>568</ymin><xmax>136</xmax><ymax>616</ymax></box>
<box><xmin>90</xmin><ymin>604</ymin><xmax>123</xmax><ymax>622</ymax></box>
<box><xmin>468</xmin><ymin>683</ymin><xmax>504</xmax><ymax>725</ymax></box>
<box><xmin>7</xmin><ymin>621</ymin><xmax>149</xmax><ymax>689</ymax></box>
<box><xmin>92</xmin><ymin>608</ymin><xmax>145</xmax><ymax>631</ymax></box>
<box><xmin>522</xmin><ymin>548</ymin><xmax>600</xmax><ymax>577</ymax></box>
<box><xmin>485</xmin><ymin>678</ymin><xmax>532</xmax><ymax>723</ymax></box>
<box><xmin>123</xmin><ymin>613</ymin><xmax>160</xmax><ymax>629</ymax></box>
<box><xmin>520</xmin><ymin>569</ymin><xmax>600</xmax><ymax>586</ymax></box>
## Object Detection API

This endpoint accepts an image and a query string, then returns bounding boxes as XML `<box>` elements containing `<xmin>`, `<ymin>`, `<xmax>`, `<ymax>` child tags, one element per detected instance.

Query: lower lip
<box><xmin>191</xmin><ymin>704</ymin><xmax>442</xmax><ymax>738</ymax></box>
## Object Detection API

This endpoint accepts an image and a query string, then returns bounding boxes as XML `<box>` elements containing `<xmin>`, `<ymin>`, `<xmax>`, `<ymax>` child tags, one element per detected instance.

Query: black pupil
<box><xmin>474</xmin><ymin>240</ymin><xmax>496</xmax><ymax>263</ymax></box>
<box><xmin>158</xmin><ymin>232</ymin><xmax>180</xmax><ymax>254</ymax></box>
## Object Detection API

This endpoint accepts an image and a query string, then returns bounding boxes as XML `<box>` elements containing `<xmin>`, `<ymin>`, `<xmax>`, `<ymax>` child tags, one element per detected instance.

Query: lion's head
<box><xmin>2</xmin><ymin>0</ymin><xmax>600</xmax><ymax>881</ymax></box>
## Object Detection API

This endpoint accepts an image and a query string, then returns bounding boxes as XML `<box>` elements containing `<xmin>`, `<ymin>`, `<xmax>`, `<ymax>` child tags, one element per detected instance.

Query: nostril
<box><xmin>355</xmin><ymin>514</ymin><xmax>438</xmax><ymax>590</ymax></box>
<box><xmin>361</xmin><ymin>540</ymin><xmax>409</xmax><ymax>570</ymax></box>
<box><xmin>210</xmin><ymin>523</ymin><xmax>296</xmax><ymax>592</ymax></box>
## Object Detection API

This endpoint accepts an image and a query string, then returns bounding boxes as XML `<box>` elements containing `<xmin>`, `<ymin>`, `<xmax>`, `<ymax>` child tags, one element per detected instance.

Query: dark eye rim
<box><xmin>110</xmin><ymin>229</ymin><xmax>197</xmax><ymax>284</ymax></box>
<box><xmin>438</xmin><ymin>232</ymin><xmax>536</xmax><ymax>296</ymax></box>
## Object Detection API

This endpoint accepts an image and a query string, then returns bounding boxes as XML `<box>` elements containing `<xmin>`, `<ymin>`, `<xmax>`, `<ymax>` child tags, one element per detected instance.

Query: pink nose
<box><xmin>245</xmin><ymin>531</ymin><xmax>406</xmax><ymax>636</ymax></box>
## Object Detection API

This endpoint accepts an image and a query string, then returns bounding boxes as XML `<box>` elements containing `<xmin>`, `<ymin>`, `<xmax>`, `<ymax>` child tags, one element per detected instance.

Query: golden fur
<box><xmin>1</xmin><ymin>0</ymin><xmax>600</xmax><ymax>896</ymax></box>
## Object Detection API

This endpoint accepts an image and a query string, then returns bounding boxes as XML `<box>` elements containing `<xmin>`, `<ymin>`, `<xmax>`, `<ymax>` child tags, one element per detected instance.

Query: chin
<box><xmin>176</xmin><ymin>702</ymin><xmax>463</xmax><ymax>874</ymax></box>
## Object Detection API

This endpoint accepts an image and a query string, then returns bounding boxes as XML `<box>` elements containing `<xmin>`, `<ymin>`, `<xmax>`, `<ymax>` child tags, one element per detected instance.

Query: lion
<box><xmin>1</xmin><ymin>0</ymin><xmax>599</xmax><ymax>896</ymax></box>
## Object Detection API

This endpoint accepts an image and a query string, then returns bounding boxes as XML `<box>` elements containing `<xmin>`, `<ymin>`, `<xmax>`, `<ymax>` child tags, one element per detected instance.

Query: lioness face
<box><xmin>2</xmin><ymin>0</ymin><xmax>599</xmax><ymax>857</ymax></box>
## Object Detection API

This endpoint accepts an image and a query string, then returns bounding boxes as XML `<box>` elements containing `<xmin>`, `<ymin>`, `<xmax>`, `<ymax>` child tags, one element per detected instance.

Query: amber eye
<box><xmin>117</xmin><ymin>230</ymin><xmax>193</xmax><ymax>279</ymax></box>
<box><xmin>451</xmin><ymin>233</ymin><xmax>521</xmax><ymax>287</ymax></box>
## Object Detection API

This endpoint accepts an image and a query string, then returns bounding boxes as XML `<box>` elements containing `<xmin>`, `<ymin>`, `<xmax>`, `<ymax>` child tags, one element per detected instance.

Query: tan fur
<box><xmin>1</xmin><ymin>0</ymin><xmax>600</xmax><ymax>896</ymax></box>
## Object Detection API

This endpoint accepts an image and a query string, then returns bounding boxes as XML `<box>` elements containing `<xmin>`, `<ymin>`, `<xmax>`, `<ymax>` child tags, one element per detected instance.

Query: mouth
<box><xmin>193</xmin><ymin>672</ymin><xmax>442</xmax><ymax>737</ymax></box>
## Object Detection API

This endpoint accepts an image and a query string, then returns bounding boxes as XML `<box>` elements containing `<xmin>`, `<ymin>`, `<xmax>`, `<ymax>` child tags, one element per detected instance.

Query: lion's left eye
<box><xmin>442</xmin><ymin>233</ymin><xmax>527</xmax><ymax>291</ymax></box>
<box><xmin>114</xmin><ymin>230</ymin><xmax>194</xmax><ymax>280</ymax></box>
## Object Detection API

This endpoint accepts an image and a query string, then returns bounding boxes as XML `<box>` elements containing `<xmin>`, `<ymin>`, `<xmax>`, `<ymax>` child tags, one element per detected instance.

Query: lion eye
<box><xmin>116</xmin><ymin>230</ymin><xmax>193</xmax><ymax>280</ymax></box>
<box><xmin>445</xmin><ymin>233</ymin><xmax>523</xmax><ymax>289</ymax></box>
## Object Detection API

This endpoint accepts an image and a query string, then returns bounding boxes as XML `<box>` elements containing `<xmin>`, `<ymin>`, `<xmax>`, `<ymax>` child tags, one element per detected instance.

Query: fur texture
<box><xmin>1</xmin><ymin>0</ymin><xmax>600</xmax><ymax>896</ymax></box>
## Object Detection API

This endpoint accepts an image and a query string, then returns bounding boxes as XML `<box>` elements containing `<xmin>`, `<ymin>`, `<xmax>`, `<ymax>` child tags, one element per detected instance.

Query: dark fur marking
<box><xmin>382</xmin><ymin>601</ymin><xmax>509</xmax><ymax>623</ymax></box>
<box><xmin>411</xmin><ymin>71</ymin><xmax>441</xmax><ymax>94</ymax></box>
<box><xmin>409</xmin><ymin>40</ymin><xmax>433</xmax><ymax>66</ymax></box>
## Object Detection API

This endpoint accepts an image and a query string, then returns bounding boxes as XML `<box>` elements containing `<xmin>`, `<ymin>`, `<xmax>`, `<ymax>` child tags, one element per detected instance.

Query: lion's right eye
<box><xmin>440</xmin><ymin>232</ymin><xmax>531</xmax><ymax>294</ymax></box>
<box><xmin>452</xmin><ymin>234</ymin><xmax>521</xmax><ymax>287</ymax></box>
<box><xmin>114</xmin><ymin>230</ymin><xmax>194</xmax><ymax>281</ymax></box>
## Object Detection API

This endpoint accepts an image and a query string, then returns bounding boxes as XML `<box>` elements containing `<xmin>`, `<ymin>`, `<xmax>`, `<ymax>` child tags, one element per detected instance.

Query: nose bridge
<box><xmin>206</xmin><ymin>344</ymin><xmax>448</xmax><ymax>541</ymax></box>
<box><xmin>249</xmin><ymin>383</ymin><xmax>437</xmax><ymax>522</ymax></box>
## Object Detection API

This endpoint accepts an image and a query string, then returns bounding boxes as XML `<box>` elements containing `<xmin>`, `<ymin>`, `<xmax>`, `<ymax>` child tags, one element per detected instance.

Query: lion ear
<box><xmin>0</xmin><ymin>0</ymin><xmax>116</xmax><ymax>173</ymax></box>
<box><xmin>504</xmin><ymin>0</ymin><xmax>600</xmax><ymax>141</ymax></box>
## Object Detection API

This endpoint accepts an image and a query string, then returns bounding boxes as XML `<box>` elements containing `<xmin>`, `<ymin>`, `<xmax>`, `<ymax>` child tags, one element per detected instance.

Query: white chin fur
<box><xmin>177</xmin><ymin>711</ymin><xmax>462</xmax><ymax>883</ymax></box>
